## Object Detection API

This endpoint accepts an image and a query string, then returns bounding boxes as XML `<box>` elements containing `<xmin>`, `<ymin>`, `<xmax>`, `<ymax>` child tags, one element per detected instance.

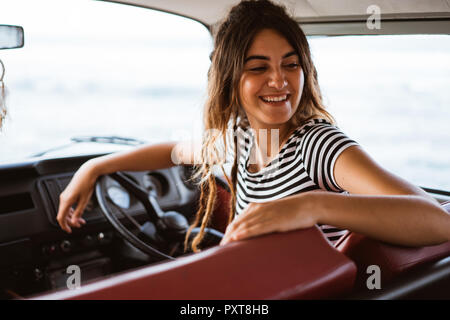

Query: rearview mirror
<box><xmin>0</xmin><ymin>25</ymin><xmax>24</xmax><ymax>50</ymax></box>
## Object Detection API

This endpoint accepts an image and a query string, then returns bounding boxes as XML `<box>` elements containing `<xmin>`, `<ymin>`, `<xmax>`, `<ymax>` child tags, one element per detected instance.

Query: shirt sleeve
<box><xmin>300</xmin><ymin>122</ymin><xmax>359</xmax><ymax>192</ymax></box>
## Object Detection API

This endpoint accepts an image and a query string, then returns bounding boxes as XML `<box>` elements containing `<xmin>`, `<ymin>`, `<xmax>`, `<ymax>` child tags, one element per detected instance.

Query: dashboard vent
<box><xmin>38</xmin><ymin>178</ymin><xmax>61</xmax><ymax>226</ymax></box>
<box><xmin>38</xmin><ymin>175</ymin><xmax>104</xmax><ymax>226</ymax></box>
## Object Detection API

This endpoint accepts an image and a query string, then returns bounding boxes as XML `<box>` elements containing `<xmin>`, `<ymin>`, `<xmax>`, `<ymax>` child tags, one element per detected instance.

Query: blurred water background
<box><xmin>0</xmin><ymin>0</ymin><xmax>449</xmax><ymax>190</ymax></box>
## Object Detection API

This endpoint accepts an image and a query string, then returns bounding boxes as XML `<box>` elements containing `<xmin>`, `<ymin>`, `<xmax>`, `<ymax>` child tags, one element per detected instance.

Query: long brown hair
<box><xmin>184</xmin><ymin>0</ymin><xmax>334</xmax><ymax>252</ymax></box>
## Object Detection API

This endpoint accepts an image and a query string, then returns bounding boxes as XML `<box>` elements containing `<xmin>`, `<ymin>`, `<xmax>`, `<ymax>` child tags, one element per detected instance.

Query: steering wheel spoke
<box><xmin>95</xmin><ymin>170</ymin><xmax>224</xmax><ymax>261</ymax></box>
<box><xmin>109</xmin><ymin>172</ymin><xmax>161</xmax><ymax>222</ymax></box>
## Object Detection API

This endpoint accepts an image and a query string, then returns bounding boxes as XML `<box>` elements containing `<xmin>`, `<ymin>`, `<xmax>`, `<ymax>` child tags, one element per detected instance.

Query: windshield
<box><xmin>0</xmin><ymin>0</ymin><xmax>211</xmax><ymax>160</ymax></box>
<box><xmin>0</xmin><ymin>0</ymin><xmax>449</xmax><ymax>191</ymax></box>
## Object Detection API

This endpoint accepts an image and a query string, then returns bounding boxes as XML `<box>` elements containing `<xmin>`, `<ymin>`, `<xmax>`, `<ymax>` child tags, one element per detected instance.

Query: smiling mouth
<box><xmin>260</xmin><ymin>94</ymin><xmax>290</xmax><ymax>103</ymax></box>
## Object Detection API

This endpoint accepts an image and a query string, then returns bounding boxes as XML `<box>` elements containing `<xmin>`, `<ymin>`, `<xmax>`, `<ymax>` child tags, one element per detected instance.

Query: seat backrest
<box><xmin>336</xmin><ymin>201</ymin><xmax>450</xmax><ymax>290</ymax></box>
<box><xmin>209</xmin><ymin>176</ymin><xmax>231</xmax><ymax>233</ymax></box>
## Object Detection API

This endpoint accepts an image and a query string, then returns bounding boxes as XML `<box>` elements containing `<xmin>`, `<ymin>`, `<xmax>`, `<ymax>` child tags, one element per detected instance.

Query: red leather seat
<box><xmin>336</xmin><ymin>201</ymin><xmax>450</xmax><ymax>290</ymax></box>
<box><xmin>209</xmin><ymin>177</ymin><xmax>231</xmax><ymax>233</ymax></box>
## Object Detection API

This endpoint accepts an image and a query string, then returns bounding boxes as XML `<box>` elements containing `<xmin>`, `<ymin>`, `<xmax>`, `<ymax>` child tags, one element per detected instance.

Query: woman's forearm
<box><xmin>87</xmin><ymin>142</ymin><xmax>179</xmax><ymax>177</ymax></box>
<box><xmin>303</xmin><ymin>191</ymin><xmax>450</xmax><ymax>247</ymax></box>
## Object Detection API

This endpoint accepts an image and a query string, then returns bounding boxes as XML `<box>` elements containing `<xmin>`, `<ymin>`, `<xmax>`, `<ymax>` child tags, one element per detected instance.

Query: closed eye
<box><xmin>248</xmin><ymin>66</ymin><xmax>267</xmax><ymax>72</ymax></box>
<box><xmin>284</xmin><ymin>63</ymin><xmax>300</xmax><ymax>69</ymax></box>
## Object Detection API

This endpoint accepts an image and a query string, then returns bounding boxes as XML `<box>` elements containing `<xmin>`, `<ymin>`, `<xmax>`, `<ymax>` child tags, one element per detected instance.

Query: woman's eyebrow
<box><xmin>244</xmin><ymin>50</ymin><xmax>298</xmax><ymax>63</ymax></box>
<box><xmin>283</xmin><ymin>51</ymin><xmax>298</xmax><ymax>59</ymax></box>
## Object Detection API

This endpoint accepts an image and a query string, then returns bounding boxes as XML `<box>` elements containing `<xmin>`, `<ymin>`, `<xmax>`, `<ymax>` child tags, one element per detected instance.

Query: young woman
<box><xmin>56</xmin><ymin>0</ymin><xmax>450</xmax><ymax>253</ymax></box>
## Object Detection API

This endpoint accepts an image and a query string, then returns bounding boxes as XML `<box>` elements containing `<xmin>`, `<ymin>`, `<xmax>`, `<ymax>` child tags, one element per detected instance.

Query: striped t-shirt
<box><xmin>224</xmin><ymin>118</ymin><xmax>359</xmax><ymax>245</ymax></box>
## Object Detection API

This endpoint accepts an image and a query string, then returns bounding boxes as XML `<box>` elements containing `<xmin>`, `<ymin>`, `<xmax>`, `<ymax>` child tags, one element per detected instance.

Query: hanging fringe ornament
<box><xmin>0</xmin><ymin>58</ymin><xmax>7</xmax><ymax>130</ymax></box>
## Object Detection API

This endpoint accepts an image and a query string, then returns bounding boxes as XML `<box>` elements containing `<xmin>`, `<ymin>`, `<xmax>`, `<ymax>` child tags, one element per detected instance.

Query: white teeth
<box><xmin>261</xmin><ymin>95</ymin><xmax>287</xmax><ymax>102</ymax></box>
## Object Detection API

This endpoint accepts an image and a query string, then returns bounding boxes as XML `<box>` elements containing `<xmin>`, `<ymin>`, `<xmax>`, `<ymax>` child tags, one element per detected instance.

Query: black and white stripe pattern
<box><xmin>229</xmin><ymin>118</ymin><xmax>359</xmax><ymax>246</ymax></box>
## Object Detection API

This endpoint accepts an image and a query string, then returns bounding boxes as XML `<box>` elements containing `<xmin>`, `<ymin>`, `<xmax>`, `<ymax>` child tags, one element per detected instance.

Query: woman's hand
<box><xmin>220</xmin><ymin>193</ymin><xmax>319</xmax><ymax>245</ymax></box>
<box><xmin>56</xmin><ymin>160</ymin><xmax>100</xmax><ymax>233</ymax></box>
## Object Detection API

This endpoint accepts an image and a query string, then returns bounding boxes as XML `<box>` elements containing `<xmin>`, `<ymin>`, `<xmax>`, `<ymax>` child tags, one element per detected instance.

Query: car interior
<box><xmin>0</xmin><ymin>0</ymin><xmax>449</xmax><ymax>300</ymax></box>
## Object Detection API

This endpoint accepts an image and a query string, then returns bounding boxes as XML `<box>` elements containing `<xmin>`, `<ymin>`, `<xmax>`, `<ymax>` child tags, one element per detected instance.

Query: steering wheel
<box><xmin>95</xmin><ymin>171</ymin><xmax>224</xmax><ymax>261</ymax></box>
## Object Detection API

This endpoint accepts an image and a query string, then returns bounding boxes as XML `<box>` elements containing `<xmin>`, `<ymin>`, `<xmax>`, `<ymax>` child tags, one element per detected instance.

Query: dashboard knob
<box><xmin>42</xmin><ymin>244</ymin><xmax>57</xmax><ymax>256</ymax></box>
<box><xmin>60</xmin><ymin>240</ymin><xmax>72</xmax><ymax>253</ymax></box>
<box><xmin>162</xmin><ymin>211</ymin><xmax>188</xmax><ymax>231</ymax></box>
<box><xmin>34</xmin><ymin>268</ymin><xmax>44</xmax><ymax>281</ymax></box>
<box><xmin>97</xmin><ymin>232</ymin><xmax>110</xmax><ymax>244</ymax></box>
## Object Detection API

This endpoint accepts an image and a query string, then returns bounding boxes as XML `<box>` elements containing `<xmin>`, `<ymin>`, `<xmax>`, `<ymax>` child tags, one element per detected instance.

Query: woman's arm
<box><xmin>221</xmin><ymin>146</ymin><xmax>450</xmax><ymax>246</ymax></box>
<box><xmin>57</xmin><ymin>141</ymin><xmax>198</xmax><ymax>232</ymax></box>
<box><xmin>307</xmin><ymin>191</ymin><xmax>449</xmax><ymax>247</ymax></box>
<box><xmin>315</xmin><ymin>145</ymin><xmax>450</xmax><ymax>246</ymax></box>
<box><xmin>91</xmin><ymin>142</ymin><xmax>179</xmax><ymax>175</ymax></box>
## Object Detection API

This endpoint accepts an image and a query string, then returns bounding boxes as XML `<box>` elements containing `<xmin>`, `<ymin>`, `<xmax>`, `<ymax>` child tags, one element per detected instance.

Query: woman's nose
<box><xmin>267</xmin><ymin>68</ymin><xmax>287</xmax><ymax>89</ymax></box>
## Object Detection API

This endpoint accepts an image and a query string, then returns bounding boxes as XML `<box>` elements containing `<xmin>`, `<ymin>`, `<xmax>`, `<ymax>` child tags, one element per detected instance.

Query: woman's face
<box><xmin>239</xmin><ymin>28</ymin><xmax>304</xmax><ymax>130</ymax></box>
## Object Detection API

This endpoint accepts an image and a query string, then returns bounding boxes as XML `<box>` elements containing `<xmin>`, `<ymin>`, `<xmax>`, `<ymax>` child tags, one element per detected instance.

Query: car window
<box><xmin>0</xmin><ymin>0</ymin><xmax>211</xmax><ymax>161</ymax></box>
<box><xmin>308</xmin><ymin>35</ymin><xmax>450</xmax><ymax>191</ymax></box>
<box><xmin>0</xmin><ymin>1</ymin><xmax>448</xmax><ymax>192</ymax></box>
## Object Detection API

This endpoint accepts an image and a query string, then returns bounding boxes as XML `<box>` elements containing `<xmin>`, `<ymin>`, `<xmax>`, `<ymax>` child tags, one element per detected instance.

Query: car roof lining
<box><xmin>100</xmin><ymin>0</ymin><xmax>450</xmax><ymax>35</ymax></box>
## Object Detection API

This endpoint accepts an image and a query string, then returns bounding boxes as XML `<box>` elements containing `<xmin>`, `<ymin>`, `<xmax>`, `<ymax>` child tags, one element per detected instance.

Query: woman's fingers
<box><xmin>220</xmin><ymin>196</ymin><xmax>318</xmax><ymax>246</ymax></box>
<box><xmin>232</xmin><ymin>220</ymin><xmax>270</xmax><ymax>241</ymax></box>
<box><xmin>56</xmin><ymin>192</ymin><xmax>89</xmax><ymax>233</ymax></box>
<box><xmin>222</xmin><ymin>217</ymin><xmax>268</xmax><ymax>244</ymax></box>
<box><xmin>55</xmin><ymin>162</ymin><xmax>97</xmax><ymax>233</ymax></box>
<box><xmin>67</xmin><ymin>207</ymin><xmax>86</xmax><ymax>228</ymax></box>
<box><xmin>70</xmin><ymin>195</ymin><xmax>90</xmax><ymax>225</ymax></box>
<box><xmin>221</xmin><ymin>202</ymin><xmax>284</xmax><ymax>245</ymax></box>
<box><xmin>57</xmin><ymin>194</ymin><xmax>74</xmax><ymax>233</ymax></box>
<box><xmin>221</xmin><ymin>208</ymin><xmax>261</xmax><ymax>244</ymax></box>
<box><xmin>221</xmin><ymin>215</ymin><xmax>248</xmax><ymax>244</ymax></box>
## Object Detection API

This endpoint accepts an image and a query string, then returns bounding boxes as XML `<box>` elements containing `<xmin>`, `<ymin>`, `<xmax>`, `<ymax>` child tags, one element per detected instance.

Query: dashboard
<box><xmin>0</xmin><ymin>154</ymin><xmax>200</xmax><ymax>298</ymax></box>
